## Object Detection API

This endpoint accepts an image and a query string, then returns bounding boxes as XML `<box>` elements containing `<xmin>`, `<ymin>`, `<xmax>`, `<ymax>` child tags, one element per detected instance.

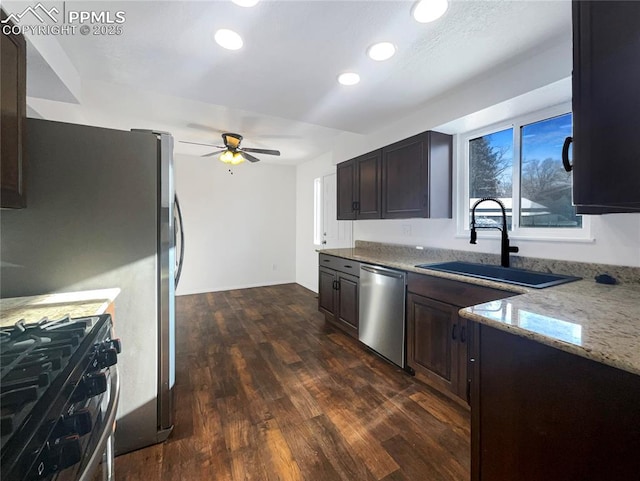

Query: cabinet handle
<box><xmin>332</xmin><ymin>280</ymin><xmax>336</xmax><ymax>290</ymax></box>
<box><xmin>452</xmin><ymin>324</ymin><xmax>457</xmax><ymax>340</ymax></box>
<box><xmin>343</xmin><ymin>265</ymin><xmax>352</xmax><ymax>269</ymax></box>
<box><xmin>323</xmin><ymin>259</ymin><xmax>330</xmax><ymax>262</ymax></box>
<box><xmin>354</xmin><ymin>201</ymin><xmax>360</xmax><ymax>211</ymax></box>
<box><xmin>352</xmin><ymin>201</ymin><xmax>357</xmax><ymax>211</ymax></box>
<box><xmin>335</xmin><ymin>280</ymin><xmax>340</xmax><ymax>291</ymax></box>
<box><xmin>466</xmin><ymin>379</ymin><xmax>471</xmax><ymax>405</ymax></box>
<box><xmin>460</xmin><ymin>326</ymin><xmax>466</xmax><ymax>343</ymax></box>
<box><xmin>562</xmin><ymin>136</ymin><xmax>573</xmax><ymax>172</ymax></box>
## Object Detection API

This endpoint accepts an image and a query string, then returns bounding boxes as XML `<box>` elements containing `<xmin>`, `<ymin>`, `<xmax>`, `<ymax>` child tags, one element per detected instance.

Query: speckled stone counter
<box><xmin>319</xmin><ymin>242</ymin><xmax>640</xmax><ymax>376</ymax></box>
<box><xmin>0</xmin><ymin>288</ymin><xmax>121</xmax><ymax>327</ymax></box>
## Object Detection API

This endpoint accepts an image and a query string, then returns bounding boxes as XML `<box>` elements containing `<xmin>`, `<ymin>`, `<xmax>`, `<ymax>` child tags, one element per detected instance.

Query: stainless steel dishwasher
<box><xmin>359</xmin><ymin>264</ymin><xmax>407</xmax><ymax>368</ymax></box>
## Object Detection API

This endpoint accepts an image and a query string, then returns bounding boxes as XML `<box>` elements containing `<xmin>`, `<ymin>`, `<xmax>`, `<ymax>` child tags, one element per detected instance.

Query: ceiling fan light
<box><xmin>231</xmin><ymin>152</ymin><xmax>245</xmax><ymax>165</ymax></box>
<box><xmin>412</xmin><ymin>0</ymin><xmax>448</xmax><ymax>23</ymax></box>
<box><xmin>214</xmin><ymin>29</ymin><xmax>243</xmax><ymax>50</ymax></box>
<box><xmin>338</xmin><ymin>72</ymin><xmax>360</xmax><ymax>86</ymax></box>
<box><xmin>219</xmin><ymin>150</ymin><xmax>235</xmax><ymax>163</ymax></box>
<box><xmin>367</xmin><ymin>42</ymin><xmax>396</xmax><ymax>61</ymax></box>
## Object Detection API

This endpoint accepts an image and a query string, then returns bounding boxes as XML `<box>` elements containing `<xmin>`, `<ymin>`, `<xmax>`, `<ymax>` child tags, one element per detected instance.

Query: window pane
<box><xmin>469</xmin><ymin>128</ymin><xmax>514</xmax><ymax>229</ymax></box>
<box><xmin>520</xmin><ymin>113</ymin><xmax>581</xmax><ymax>228</ymax></box>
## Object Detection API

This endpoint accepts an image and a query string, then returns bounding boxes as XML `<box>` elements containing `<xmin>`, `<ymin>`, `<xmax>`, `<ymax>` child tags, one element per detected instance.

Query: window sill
<box><xmin>454</xmin><ymin>233</ymin><xmax>596</xmax><ymax>244</ymax></box>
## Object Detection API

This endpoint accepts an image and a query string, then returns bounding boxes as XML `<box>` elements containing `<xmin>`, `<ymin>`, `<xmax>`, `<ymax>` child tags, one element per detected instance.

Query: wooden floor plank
<box><xmin>112</xmin><ymin>284</ymin><xmax>470</xmax><ymax>481</ymax></box>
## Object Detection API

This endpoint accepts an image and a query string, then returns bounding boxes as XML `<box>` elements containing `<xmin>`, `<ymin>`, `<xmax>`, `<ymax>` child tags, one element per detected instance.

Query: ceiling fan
<box><xmin>180</xmin><ymin>133</ymin><xmax>281</xmax><ymax>165</ymax></box>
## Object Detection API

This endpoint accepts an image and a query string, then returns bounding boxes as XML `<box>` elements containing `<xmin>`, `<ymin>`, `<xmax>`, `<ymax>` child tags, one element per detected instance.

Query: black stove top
<box><xmin>1</xmin><ymin>317</ymin><xmax>94</xmax><ymax>445</ymax></box>
<box><xmin>0</xmin><ymin>314</ymin><xmax>120</xmax><ymax>481</ymax></box>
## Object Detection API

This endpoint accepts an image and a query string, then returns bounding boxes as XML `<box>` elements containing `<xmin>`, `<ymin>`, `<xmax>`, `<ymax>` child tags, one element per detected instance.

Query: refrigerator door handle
<box><xmin>174</xmin><ymin>194</ymin><xmax>185</xmax><ymax>289</ymax></box>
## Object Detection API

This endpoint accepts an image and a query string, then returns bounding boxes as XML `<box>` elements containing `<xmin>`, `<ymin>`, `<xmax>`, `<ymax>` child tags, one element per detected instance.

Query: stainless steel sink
<box><xmin>415</xmin><ymin>261</ymin><xmax>581</xmax><ymax>289</ymax></box>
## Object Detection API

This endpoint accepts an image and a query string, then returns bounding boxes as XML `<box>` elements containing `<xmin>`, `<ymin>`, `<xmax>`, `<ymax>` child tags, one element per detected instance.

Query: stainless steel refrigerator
<box><xmin>0</xmin><ymin>118</ymin><xmax>179</xmax><ymax>454</ymax></box>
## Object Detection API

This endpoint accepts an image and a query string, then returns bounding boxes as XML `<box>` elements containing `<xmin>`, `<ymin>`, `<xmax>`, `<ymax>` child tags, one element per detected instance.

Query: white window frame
<box><xmin>456</xmin><ymin>102</ymin><xmax>593</xmax><ymax>243</ymax></box>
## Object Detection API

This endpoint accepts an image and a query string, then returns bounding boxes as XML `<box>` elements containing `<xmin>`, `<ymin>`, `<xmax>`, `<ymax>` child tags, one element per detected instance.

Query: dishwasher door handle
<box><xmin>360</xmin><ymin>265</ymin><xmax>405</xmax><ymax>279</ymax></box>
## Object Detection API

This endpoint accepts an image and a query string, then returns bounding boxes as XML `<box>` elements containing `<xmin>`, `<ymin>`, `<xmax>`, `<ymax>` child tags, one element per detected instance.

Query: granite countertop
<box><xmin>320</xmin><ymin>243</ymin><xmax>640</xmax><ymax>376</ymax></box>
<box><xmin>0</xmin><ymin>288</ymin><xmax>121</xmax><ymax>327</ymax></box>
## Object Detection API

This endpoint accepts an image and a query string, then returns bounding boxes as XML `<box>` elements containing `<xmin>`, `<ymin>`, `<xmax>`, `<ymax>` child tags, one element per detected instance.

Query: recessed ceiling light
<box><xmin>214</xmin><ymin>29</ymin><xmax>243</xmax><ymax>50</ymax></box>
<box><xmin>367</xmin><ymin>42</ymin><xmax>396</xmax><ymax>61</ymax></box>
<box><xmin>412</xmin><ymin>0</ymin><xmax>449</xmax><ymax>23</ymax></box>
<box><xmin>338</xmin><ymin>72</ymin><xmax>360</xmax><ymax>86</ymax></box>
<box><xmin>232</xmin><ymin>0</ymin><xmax>259</xmax><ymax>7</ymax></box>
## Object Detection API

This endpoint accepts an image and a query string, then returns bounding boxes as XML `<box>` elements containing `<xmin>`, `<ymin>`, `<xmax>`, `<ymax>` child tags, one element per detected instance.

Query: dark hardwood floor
<box><xmin>114</xmin><ymin>284</ymin><xmax>470</xmax><ymax>480</ymax></box>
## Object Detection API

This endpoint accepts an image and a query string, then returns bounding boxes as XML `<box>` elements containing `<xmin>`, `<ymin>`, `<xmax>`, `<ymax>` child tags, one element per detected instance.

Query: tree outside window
<box><xmin>466</xmin><ymin>112</ymin><xmax>581</xmax><ymax>231</ymax></box>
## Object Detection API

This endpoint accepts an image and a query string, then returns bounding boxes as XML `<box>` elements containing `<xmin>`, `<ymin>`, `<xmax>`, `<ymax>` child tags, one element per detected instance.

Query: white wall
<box><xmin>175</xmin><ymin>154</ymin><xmax>296</xmax><ymax>295</ymax></box>
<box><xmin>295</xmin><ymin>152</ymin><xmax>334</xmax><ymax>292</ymax></box>
<box><xmin>295</xmin><ymin>35</ymin><xmax>640</xmax><ymax>292</ymax></box>
<box><xmin>354</xmin><ymin>215</ymin><xmax>640</xmax><ymax>267</ymax></box>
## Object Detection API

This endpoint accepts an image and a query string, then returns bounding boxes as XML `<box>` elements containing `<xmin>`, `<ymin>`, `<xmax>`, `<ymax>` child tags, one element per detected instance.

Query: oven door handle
<box><xmin>77</xmin><ymin>367</ymin><xmax>120</xmax><ymax>481</ymax></box>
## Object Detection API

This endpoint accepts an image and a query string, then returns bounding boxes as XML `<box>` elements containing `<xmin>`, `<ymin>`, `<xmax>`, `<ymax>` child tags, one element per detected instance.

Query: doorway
<box><xmin>318</xmin><ymin>173</ymin><xmax>353</xmax><ymax>249</ymax></box>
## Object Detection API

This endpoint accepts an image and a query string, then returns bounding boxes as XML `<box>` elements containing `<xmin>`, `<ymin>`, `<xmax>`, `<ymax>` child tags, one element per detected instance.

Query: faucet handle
<box><xmin>470</xmin><ymin>228</ymin><xmax>477</xmax><ymax>244</ymax></box>
<box><xmin>509</xmin><ymin>246</ymin><xmax>519</xmax><ymax>253</ymax></box>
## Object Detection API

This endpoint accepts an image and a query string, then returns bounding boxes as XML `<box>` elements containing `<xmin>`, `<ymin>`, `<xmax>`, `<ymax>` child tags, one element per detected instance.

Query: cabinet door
<box><xmin>456</xmin><ymin>316</ymin><xmax>469</xmax><ymax>401</ymax></box>
<box><xmin>336</xmin><ymin>272</ymin><xmax>358</xmax><ymax>336</ymax></box>
<box><xmin>406</xmin><ymin>293</ymin><xmax>458</xmax><ymax>394</ymax></box>
<box><xmin>318</xmin><ymin>267</ymin><xmax>337</xmax><ymax>316</ymax></box>
<box><xmin>382</xmin><ymin>133</ymin><xmax>428</xmax><ymax>219</ymax></box>
<box><xmin>380</xmin><ymin>131</ymin><xmax>452</xmax><ymax>219</ymax></box>
<box><xmin>1</xmin><ymin>9</ymin><xmax>27</xmax><ymax>209</ymax></box>
<box><xmin>572</xmin><ymin>1</ymin><xmax>640</xmax><ymax>211</ymax></box>
<box><xmin>472</xmin><ymin>323</ymin><xmax>640</xmax><ymax>481</ymax></box>
<box><xmin>336</xmin><ymin>160</ymin><xmax>356</xmax><ymax>220</ymax></box>
<box><xmin>355</xmin><ymin>150</ymin><xmax>382</xmax><ymax>219</ymax></box>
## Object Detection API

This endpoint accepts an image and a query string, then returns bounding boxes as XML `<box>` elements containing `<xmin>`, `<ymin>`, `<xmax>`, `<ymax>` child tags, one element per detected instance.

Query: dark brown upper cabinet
<box><xmin>571</xmin><ymin>1</ymin><xmax>640</xmax><ymax>213</ymax></box>
<box><xmin>336</xmin><ymin>130</ymin><xmax>451</xmax><ymax>220</ymax></box>
<box><xmin>336</xmin><ymin>150</ymin><xmax>382</xmax><ymax>220</ymax></box>
<box><xmin>1</xmin><ymin>8</ymin><xmax>27</xmax><ymax>209</ymax></box>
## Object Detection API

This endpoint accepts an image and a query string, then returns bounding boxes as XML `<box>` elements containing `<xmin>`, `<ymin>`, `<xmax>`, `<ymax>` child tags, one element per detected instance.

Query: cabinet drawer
<box><xmin>319</xmin><ymin>254</ymin><xmax>360</xmax><ymax>276</ymax></box>
<box><xmin>407</xmin><ymin>272</ymin><xmax>514</xmax><ymax>307</ymax></box>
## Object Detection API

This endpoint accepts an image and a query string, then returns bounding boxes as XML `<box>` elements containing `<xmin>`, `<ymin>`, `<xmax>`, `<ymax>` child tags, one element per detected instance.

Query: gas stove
<box><xmin>0</xmin><ymin>314</ymin><xmax>120</xmax><ymax>481</ymax></box>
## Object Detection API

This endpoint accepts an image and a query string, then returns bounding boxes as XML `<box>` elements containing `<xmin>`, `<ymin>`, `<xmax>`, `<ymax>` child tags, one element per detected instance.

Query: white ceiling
<box><xmin>11</xmin><ymin>0</ymin><xmax>572</xmax><ymax>164</ymax></box>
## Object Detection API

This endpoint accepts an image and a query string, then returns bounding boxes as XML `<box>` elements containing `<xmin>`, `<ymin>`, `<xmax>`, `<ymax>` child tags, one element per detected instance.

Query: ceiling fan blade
<box><xmin>241</xmin><ymin>147</ymin><xmax>281</xmax><ymax>156</ymax></box>
<box><xmin>242</xmin><ymin>152</ymin><xmax>261</xmax><ymax>163</ymax></box>
<box><xmin>201</xmin><ymin>150</ymin><xmax>225</xmax><ymax>158</ymax></box>
<box><xmin>180</xmin><ymin>140</ymin><xmax>224</xmax><ymax>148</ymax></box>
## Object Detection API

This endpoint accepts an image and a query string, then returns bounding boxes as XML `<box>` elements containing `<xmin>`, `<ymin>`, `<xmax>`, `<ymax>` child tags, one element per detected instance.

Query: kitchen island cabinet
<box><xmin>468</xmin><ymin>321</ymin><xmax>640</xmax><ymax>481</ymax></box>
<box><xmin>318</xmin><ymin>254</ymin><xmax>360</xmax><ymax>338</ymax></box>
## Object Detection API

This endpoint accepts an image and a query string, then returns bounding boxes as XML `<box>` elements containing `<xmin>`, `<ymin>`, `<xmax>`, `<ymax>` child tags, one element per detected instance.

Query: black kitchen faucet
<box><xmin>470</xmin><ymin>197</ymin><xmax>519</xmax><ymax>268</ymax></box>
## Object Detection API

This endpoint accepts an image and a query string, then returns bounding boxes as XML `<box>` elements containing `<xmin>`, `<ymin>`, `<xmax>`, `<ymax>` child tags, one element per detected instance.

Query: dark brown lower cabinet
<box><xmin>470</xmin><ymin>322</ymin><xmax>640</xmax><ymax>481</ymax></box>
<box><xmin>318</xmin><ymin>255</ymin><xmax>359</xmax><ymax>339</ymax></box>
<box><xmin>406</xmin><ymin>273</ymin><xmax>512</xmax><ymax>404</ymax></box>
<box><xmin>318</xmin><ymin>267</ymin><xmax>337</xmax><ymax>315</ymax></box>
<box><xmin>407</xmin><ymin>293</ymin><xmax>460</xmax><ymax>396</ymax></box>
